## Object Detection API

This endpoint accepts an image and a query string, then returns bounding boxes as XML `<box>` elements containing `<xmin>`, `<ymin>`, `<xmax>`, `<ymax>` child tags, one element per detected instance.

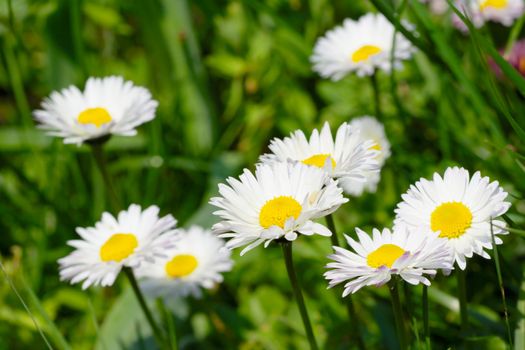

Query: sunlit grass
<box><xmin>0</xmin><ymin>0</ymin><xmax>524</xmax><ymax>349</ymax></box>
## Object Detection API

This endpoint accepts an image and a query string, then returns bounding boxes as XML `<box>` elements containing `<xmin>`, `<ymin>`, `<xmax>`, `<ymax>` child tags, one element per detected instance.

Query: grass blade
<box><xmin>0</xmin><ymin>260</ymin><xmax>54</xmax><ymax>350</ymax></box>
<box><xmin>490</xmin><ymin>218</ymin><xmax>513</xmax><ymax>347</ymax></box>
<box><xmin>515</xmin><ymin>268</ymin><xmax>525</xmax><ymax>350</ymax></box>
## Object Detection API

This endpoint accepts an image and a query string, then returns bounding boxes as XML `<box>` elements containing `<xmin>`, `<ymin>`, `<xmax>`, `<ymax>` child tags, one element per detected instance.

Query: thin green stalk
<box><xmin>388</xmin><ymin>278</ymin><xmax>408</xmax><ymax>349</ymax></box>
<box><xmin>422</xmin><ymin>285</ymin><xmax>431</xmax><ymax>350</ymax></box>
<box><xmin>7</xmin><ymin>0</ymin><xmax>14</xmax><ymax>32</ymax></box>
<box><xmin>369</xmin><ymin>0</ymin><xmax>431</xmax><ymax>55</ymax></box>
<box><xmin>457</xmin><ymin>268</ymin><xmax>469</xmax><ymax>332</ymax></box>
<box><xmin>70</xmin><ymin>0</ymin><xmax>88</xmax><ymax>77</ymax></box>
<box><xmin>123</xmin><ymin>268</ymin><xmax>166</xmax><ymax>349</ymax></box>
<box><xmin>325</xmin><ymin>214</ymin><xmax>340</xmax><ymax>247</ymax></box>
<box><xmin>281</xmin><ymin>242</ymin><xmax>318</xmax><ymax>350</ymax></box>
<box><xmin>490</xmin><ymin>219</ymin><xmax>513</xmax><ymax>347</ymax></box>
<box><xmin>20</xmin><ymin>276</ymin><xmax>73</xmax><ymax>350</ymax></box>
<box><xmin>505</xmin><ymin>14</ymin><xmax>525</xmax><ymax>56</ymax></box>
<box><xmin>90</xmin><ymin>142</ymin><xmax>121</xmax><ymax>212</ymax></box>
<box><xmin>0</xmin><ymin>261</ymin><xmax>54</xmax><ymax>350</ymax></box>
<box><xmin>156</xmin><ymin>299</ymin><xmax>178</xmax><ymax>350</ymax></box>
<box><xmin>344</xmin><ymin>295</ymin><xmax>365</xmax><ymax>350</ymax></box>
<box><xmin>324</xmin><ymin>214</ymin><xmax>365</xmax><ymax>350</ymax></box>
<box><xmin>370</xmin><ymin>72</ymin><xmax>382</xmax><ymax>119</ymax></box>
<box><xmin>389</xmin><ymin>0</ymin><xmax>409</xmax><ymax>125</ymax></box>
<box><xmin>2</xmin><ymin>35</ymin><xmax>32</xmax><ymax>127</ymax></box>
<box><xmin>515</xmin><ymin>268</ymin><xmax>525</xmax><ymax>350</ymax></box>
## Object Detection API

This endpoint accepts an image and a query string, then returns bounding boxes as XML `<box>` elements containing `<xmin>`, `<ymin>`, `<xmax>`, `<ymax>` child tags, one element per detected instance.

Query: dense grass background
<box><xmin>1</xmin><ymin>0</ymin><xmax>525</xmax><ymax>349</ymax></box>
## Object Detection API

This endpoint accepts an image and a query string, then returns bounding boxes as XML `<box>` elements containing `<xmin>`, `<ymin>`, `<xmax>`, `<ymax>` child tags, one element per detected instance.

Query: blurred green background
<box><xmin>1</xmin><ymin>0</ymin><xmax>525</xmax><ymax>349</ymax></box>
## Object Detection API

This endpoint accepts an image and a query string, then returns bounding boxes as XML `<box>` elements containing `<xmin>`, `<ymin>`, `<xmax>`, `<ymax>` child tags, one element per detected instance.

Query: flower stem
<box><xmin>325</xmin><ymin>214</ymin><xmax>365</xmax><ymax>349</ymax></box>
<box><xmin>422</xmin><ymin>285</ymin><xmax>431</xmax><ymax>350</ymax></box>
<box><xmin>124</xmin><ymin>268</ymin><xmax>166</xmax><ymax>349</ymax></box>
<box><xmin>281</xmin><ymin>242</ymin><xmax>318</xmax><ymax>350</ymax></box>
<box><xmin>325</xmin><ymin>214</ymin><xmax>340</xmax><ymax>247</ymax></box>
<box><xmin>490</xmin><ymin>219</ymin><xmax>513</xmax><ymax>347</ymax></box>
<box><xmin>90</xmin><ymin>142</ymin><xmax>121</xmax><ymax>212</ymax></box>
<box><xmin>344</xmin><ymin>295</ymin><xmax>366</xmax><ymax>350</ymax></box>
<box><xmin>457</xmin><ymin>268</ymin><xmax>469</xmax><ymax>332</ymax></box>
<box><xmin>388</xmin><ymin>278</ymin><xmax>408</xmax><ymax>349</ymax></box>
<box><xmin>370</xmin><ymin>72</ymin><xmax>382</xmax><ymax>119</ymax></box>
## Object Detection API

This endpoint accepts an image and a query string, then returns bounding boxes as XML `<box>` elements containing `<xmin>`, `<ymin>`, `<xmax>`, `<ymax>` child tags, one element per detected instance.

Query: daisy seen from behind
<box><xmin>33</xmin><ymin>76</ymin><xmax>158</xmax><ymax>145</ymax></box>
<box><xmin>343</xmin><ymin>116</ymin><xmax>391</xmax><ymax>196</ymax></box>
<box><xmin>136</xmin><ymin>226</ymin><xmax>233</xmax><ymax>299</ymax></box>
<box><xmin>59</xmin><ymin>204</ymin><xmax>178</xmax><ymax>289</ymax></box>
<box><xmin>210</xmin><ymin>161</ymin><xmax>348</xmax><ymax>255</ymax></box>
<box><xmin>394</xmin><ymin>167</ymin><xmax>511</xmax><ymax>270</ymax></box>
<box><xmin>311</xmin><ymin>13</ymin><xmax>415</xmax><ymax>79</ymax></box>
<box><xmin>259</xmin><ymin>122</ymin><xmax>380</xmax><ymax>196</ymax></box>
<box><xmin>325</xmin><ymin>226</ymin><xmax>453</xmax><ymax>296</ymax></box>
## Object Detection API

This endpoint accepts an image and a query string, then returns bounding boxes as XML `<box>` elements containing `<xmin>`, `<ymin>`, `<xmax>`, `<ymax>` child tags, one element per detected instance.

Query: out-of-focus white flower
<box><xmin>342</xmin><ymin>116</ymin><xmax>391</xmax><ymax>196</ymax></box>
<box><xmin>259</xmin><ymin>122</ymin><xmax>380</xmax><ymax>196</ymax></box>
<box><xmin>311</xmin><ymin>13</ymin><xmax>415</xmax><ymax>79</ymax></box>
<box><xmin>137</xmin><ymin>226</ymin><xmax>233</xmax><ymax>299</ymax></box>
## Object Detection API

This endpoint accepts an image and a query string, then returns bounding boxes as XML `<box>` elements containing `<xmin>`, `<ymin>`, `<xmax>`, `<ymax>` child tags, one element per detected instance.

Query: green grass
<box><xmin>1</xmin><ymin>0</ymin><xmax>525</xmax><ymax>349</ymax></box>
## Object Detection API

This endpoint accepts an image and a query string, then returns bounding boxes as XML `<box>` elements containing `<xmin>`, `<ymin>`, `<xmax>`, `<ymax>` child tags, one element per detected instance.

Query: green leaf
<box><xmin>94</xmin><ymin>288</ymin><xmax>152</xmax><ymax>350</ymax></box>
<box><xmin>514</xmin><ymin>269</ymin><xmax>525</xmax><ymax>350</ymax></box>
<box><xmin>205</xmin><ymin>54</ymin><xmax>248</xmax><ymax>77</ymax></box>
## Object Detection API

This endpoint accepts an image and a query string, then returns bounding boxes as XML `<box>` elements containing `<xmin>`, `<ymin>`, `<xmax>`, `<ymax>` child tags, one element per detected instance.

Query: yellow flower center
<box><xmin>302</xmin><ymin>154</ymin><xmax>336</xmax><ymax>169</ymax></box>
<box><xmin>480</xmin><ymin>0</ymin><xmax>507</xmax><ymax>10</ymax></box>
<box><xmin>430</xmin><ymin>202</ymin><xmax>473</xmax><ymax>239</ymax></box>
<box><xmin>351</xmin><ymin>45</ymin><xmax>382</xmax><ymax>63</ymax></box>
<box><xmin>77</xmin><ymin>107</ymin><xmax>112</xmax><ymax>127</ymax></box>
<box><xmin>370</xmin><ymin>143</ymin><xmax>381</xmax><ymax>151</ymax></box>
<box><xmin>165</xmin><ymin>254</ymin><xmax>198</xmax><ymax>278</ymax></box>
<box><xmin>259</xmin><ymin>196</ymin><xmax>302</xmax><ymax>229</ymax></box>
<box><xmin>367</xmin><ymin>244</ymin><xmax>405</xmax><ymax>268</ymax></box>
<box><xmin>100</xmin><ymin>233</ymin><xmax>138</xmax><ymax>262</ymax></box>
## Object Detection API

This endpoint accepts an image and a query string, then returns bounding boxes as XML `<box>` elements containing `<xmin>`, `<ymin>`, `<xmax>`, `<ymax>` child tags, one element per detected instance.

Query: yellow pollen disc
<box><xmin>165</xmin><ymin>254</ymin><xmax>198</xmax><ymax>278</ymax></box>
<box><xmin>480</xmin><ymin>0</ymin><xmax>507</xmax><ymax>10</ymax></box>
<box><xmin>100</xmin><ymin>233</ymin><xmax>138</xmax><ymax>262</ymax></box>
<box><xmin>367</xmin><ymin>244</ymin><xmax>405</xmax><ymax>269</ymax></box>
<box><xmin>370</xmin><ymin>143</ymin><xmax>382</xmax><ymax>151</ymax></box>
<box><xmin>430</xmin><ymin>202</ymin><xmax>473</xmax><ymax>239</ymax></box>
<box><xmin>302</xmin><ymin>154</ymin><xmax>336</xmax><ymax>169</ymax></box>
<box><xmin>77</xmin><ymin>107</ymin><xmax>112</xmax><ymax>127</ymax></box>
<box><xmin>259</xmin><ymin>196</ymin><xmax>302</xmax><ymax>229</ymax></box>
<box><xmin>351</xmin><ymin>45</ymin><xmax>382</xmax><ymax>63</ymax></box>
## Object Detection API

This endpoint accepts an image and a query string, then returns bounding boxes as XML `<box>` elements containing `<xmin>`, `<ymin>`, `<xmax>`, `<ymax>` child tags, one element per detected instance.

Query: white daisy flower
<box><xmin>210</xmin><ymin>161</ymin><xmax>348</xmax><ymax>255</ymax></box>
<box><xmin>259</xmin><ymin>122</ymin><xmax>380</xmax><ymax>196</ymax></box>
<box><xmin>342</xmin><ymin>116</ymin><xmax>391</xmax><ymax>196</ymax></box>
<box><xmin>453</xmin><ymin>0</ymin><xmax>524</xmax><ymax>29</ymax></box>
<box><xmin>394</xmin><ymin>167</ymin><xmax>511</xmax><ymax>270</ymax></box>
<box><xmin>59</xmin><ymin>204</ymin><xmax>178</xmax><ymax>289</ymax></box>
<box><xmin>311</xmin><ymin>13</ymin><xmax>415</xmax><ymax>79</ymax></box>
<box><xmin>136</xmin><ymin>226</ymin><xmax>233</xmax><ymax>299</ymax></box>
<box><xmin>325</xmin><ymin>226</ymin><xmax>453</xmax><ymax>296</ymax></box>
<box><xmin>33</xmin><ymin>76</ymin><xmax>158</xmax><ymax>145</ymax></box>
